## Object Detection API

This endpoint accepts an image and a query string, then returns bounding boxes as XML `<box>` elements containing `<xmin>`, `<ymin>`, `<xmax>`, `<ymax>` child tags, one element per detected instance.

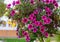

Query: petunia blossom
<box><xmin>18</xmin><ymin>35</ymin><xmax>21</xmax><ymax>38</ymax></box>
<box><xmin>28</xmin><ymin>24</ymin><xmax>33</xmax><ymax>30</ymax></box>
<box><xmin>41</xmin><ymin>15</ymin><xmax>47</xmax><ymax>20</ymax></box>
<box><xmin>26</xmin><ymin>36</ymin><xmax>30</xmax><ymax>42</ymax></box>
<box><xmin>33</xmin><ymin>9</ymin><xmax>39</xmax><ymax>15</ymax></box>
<box><xmin>10</xmin><ymin>10</ymin><xmax>15</xmax><ymax>16</ymax></box>
<box><xmin>16</xmin><ymin>0</ymin><xmax>21</xmax><ymax>5</ymax></box>
<box><xmin>45</xmin><ymin>6</ymin><xmax>52</xmax><ymax>16</ymax></box>
<box><xmin>46</xmin><ymin>11</ymin><xmax>52</xmax><ymax>16</ymax></box>
<box><xmin>30</xmin><ymin>0</ymin><xmax>35</xmax><ymax>4</ymax></box>
<box><xmin>40</xmin><ymin>26</ymin><xmax>46</xmax><ymax>33</ymax></box>
<box><xmin>44</xmin><ymin>18</ymin><xmax>52</xmax><ymax>24</ymax></box>
<box><xmin>22</xmin><ymin>17</ymin><xmax>28</xmax><ymax>24</ymax></box>
<box><xmin>34</xmin><ymin>21</ymin><xmax>43</xmax><ymax>26</ymax></box>
<box><xmin>7</xmin><ymin>4</ymin><xmax>11</xmax><ymax>9</ymax></box>
<box><xmin>33</xmin><ymin>28</ymin><xmax>38</xmax><ymax>33</ymax></box>
<box><xmin>44</xmin><ymin>32</ymin><xmax>49</xmax><ymax>38</ymax></box>
<box><xmin>12</xmin><ymin>1</ymin><xmax>15</xmax><ymax>6</ymax></box>
<box><xmin>22</xmin><ymin>30</ymin><xmax>29</xmax><ymax>36</ymax></box>
<box><xmin>29</xmin><ymin>14</ymin><xmax>36</xmax><ymax>21</ymax></box>
<box><xmin>45</xmin><ymin>0</ymin><xmax>50</xmax><ymax>4</ymax></box>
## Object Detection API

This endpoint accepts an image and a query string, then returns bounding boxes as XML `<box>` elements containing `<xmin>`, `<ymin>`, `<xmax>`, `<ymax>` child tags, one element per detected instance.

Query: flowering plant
<box><xmin>6</xmin><ymin>0</ymin><xmax>59</xmax><ymax>42</ymax></box>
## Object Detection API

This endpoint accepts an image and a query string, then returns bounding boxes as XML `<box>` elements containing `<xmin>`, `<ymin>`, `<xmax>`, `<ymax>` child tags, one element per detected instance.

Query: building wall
<box><xmin>0</xmin><ymin>30</ymin><xmax>17</xmax><ymax>38</ymax></box>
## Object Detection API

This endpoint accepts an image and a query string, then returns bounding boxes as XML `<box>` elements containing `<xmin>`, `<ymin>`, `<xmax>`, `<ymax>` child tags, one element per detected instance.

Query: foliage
<box><xmin>0</xmin><ymin>1</ymin><xmax>6</xmax><ymax>17</ymax></box>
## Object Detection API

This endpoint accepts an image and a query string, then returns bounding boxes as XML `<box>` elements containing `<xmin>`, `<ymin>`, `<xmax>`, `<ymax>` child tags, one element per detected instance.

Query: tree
<box><xmin>0</xmin><ymin>0</ymin><xmax>6</xmax><ymax>17</ymax></box>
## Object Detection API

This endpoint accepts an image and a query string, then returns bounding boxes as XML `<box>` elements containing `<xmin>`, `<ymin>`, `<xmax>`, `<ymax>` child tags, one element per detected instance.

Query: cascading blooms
<box><xmin>6</xmin><ymin>0</ymin><xmax>59</xmax><ymax>42</ymax></box>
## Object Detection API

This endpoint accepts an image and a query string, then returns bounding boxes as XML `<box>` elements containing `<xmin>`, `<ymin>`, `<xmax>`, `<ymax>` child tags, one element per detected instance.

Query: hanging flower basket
<box><xmin>5</xmin><ymin>0</ymin><xmax>59</xmax><ymax>42</ymax></box>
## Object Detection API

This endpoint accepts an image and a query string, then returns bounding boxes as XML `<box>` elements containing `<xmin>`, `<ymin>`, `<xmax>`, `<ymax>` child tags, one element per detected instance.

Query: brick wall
<box><xmin>0</xmin><ymin>30</ymin><xmax>17</xmax><ymax>38</ymax></box>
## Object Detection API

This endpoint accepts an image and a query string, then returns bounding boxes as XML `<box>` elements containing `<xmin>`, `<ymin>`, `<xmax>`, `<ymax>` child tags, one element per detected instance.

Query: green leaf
<box><xmin>45</xmin><ymin>37</ymin><xmax>51</xmax><ymax>42</ymax></box>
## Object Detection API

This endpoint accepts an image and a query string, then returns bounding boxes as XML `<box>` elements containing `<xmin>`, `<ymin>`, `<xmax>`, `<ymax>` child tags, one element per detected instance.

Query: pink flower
<box><xmin>40</xmin><ymin>26</ymin><xmax>46</xmax><ymax>33</ymax></box>
<box><xmin>10</xmin><ymin>10</ymin><xmax>15</xmax><ymax>16</ymax></box>
<box><xmin>33</xmin><ymin>9</ymin><xmax>39</xmax><ymax>15</ymax></box>
<box><xmin>16</xmin><ymin>0</ymin><xmax>20</xmax><ymax>5</ymax></box>
<box><xmin>39</xmin><ymin>22</ymin><xmax>43</xmax><ymax>26</ymax></box>
<box><xmin>45</xmin><ymin>6</ymin><xmax>52</xmax><ymax>16</ymax></box>
<box><xmin>34</xmin><ymin>21</ymin><xmax>43</xmax><ymax>26</ymax></box>
<box><xmin>28</xmin><ymin>24</ymin><xmax>33</xmax><ymax>30</ymax></box>
<box><xmin>40</xmin><ymin>28</ymin><xmax>45</xmax><ymax>33</ymax></box>
<box><xmin>18</xmin><ymin>35</ymin><xmax>21</xmax><ymax>38</ymax></box>
<box><xmin>30</xmin><ymin>0</ymin><xmax>35</xmax><ymax>4</ymax></box>
<box><xmin>40</xmin><ymin>26</ymin><xmax>46</xmax><ymax>29</ymax></box>
<box><xmin>29</xmin><ymin>14</ymin><xmax>36</xmax><ymax>21</ymax></box>
<box><xmin>22</xmin><ymin>17</ymin><xmax>28</xmax><ymax>24</ymax></box>
<box><xmin>52</xmin><ymin>0</ymin><xmax>56</xmax><ymax>4</ymax></box>
<box><xmin>26</xmin><ymin>36</ymin><xmax>30</xmax><ymax>42</ymax></box>
<box><xmin>33</xmin><ymin>28</ymin><xmax>38</xmax><ymax>33</ymax></box>
<box><xmin>7</xmin><ymin>4</ymin><xmax>11</xmax><ymax>9</ymax></box>
<box><xmin>46</xmin><ymin>11</ymin><xmax>52</xmax><ymax>16</ymax></box>
<box><xmin>45</xmin><ymin>6</ymin><xmax>51</xmax><ymax>12</ymax></box>
<box><xmin>42</xmin><ymin>0</ymin><xmax>50</xmax><ymax>4</ymax></box>
<box><xmin>54</xmin><ymin>3</ymin><xmax>58</xmax><ymax>7</ymax></box>
<box><xmin>12</xmin><ymin>1</ymin><xmax>15</xmax><ymax>6</ymax></box>
<box><xmin>22</xmin><ymin>30</ymin><xmax>29</xmax><ymax>36</ymax></box>
<box><xmin>29</xmin><ymin>13</ymin><xmax>35</xmax><ymax>17</ymax></box>
<box><xmin>45</xmin><ymin>0</ymin><xmax>50</xmax><ymax>4</ymax></box>
<box><xmin>44</xmin><ymin>18</ymin><xmax>52</xmax><ymax>24</ymax></box>
<box><xmin>44</xmin><ymin>32</ymin><xmax>49</xmax><ymax>38</ymax></box>
<box><xmin>34</xmin><ymin>21</ymin><xmax>40</xmax><ymax>26</ymax></box>
<box><xmin>41</xmin><ymin>15</ymin><xmax>47</xmax><ymax>20</ymax></box>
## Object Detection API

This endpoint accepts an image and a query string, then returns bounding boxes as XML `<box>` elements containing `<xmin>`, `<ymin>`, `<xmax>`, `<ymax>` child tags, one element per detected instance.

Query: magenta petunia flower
<box><xmin>22</xmin><ymin>30</ymin><xmax>25</xmax><ymax>35</ymax></box>
<box><xmin>42</xmin><ymin>0</ymin><xmax>45</xmax><ymax>2</ymax></box>
<box><xmin>42</xmin><ymin>0</ymin><xmax>50</xmax><ymax>4</ymax></box>
<box><xmin>51</xmin><ymin>0</ymin><xmax>58</xmax><ymax>7</ymax></box>
<box><xmin>29</xmin><ymin>14</ymin><xmax>36</xmax><ymax>21</ymax></box>
<box><xmin>52</xmin><ymin>0</ymin><xmax>56</xmax><ymax>4</ymax></box>
<box><xmin>45</xmin><ymin>6</ymin><xmax>52</xmax><ymax>16</ymax></box>
<box><xmin>44</xmin><ymin>18</ymin><xmax>52</xmax><ymax>24</ymax></box>
<box><xmin>22</xmin><ymin>17</ymin><xmax>28</xmax><ymax>24</ymax></box>
<box><xmin>18</xmin><ymin>35</ymin><xmax>21</xmax><ymax>38</ymax></box>
<box><xmin>45</xmin><ymin>0</ymin><xmax>50</xmax><ymax>4</ymax></box>
<box><xmin>12</xmin><ymin>1</ymin><xmax>15</xmax><ymax>6</ymax></box>
<box><xmin>54</xmin><ymin>3</ymin><xmax>58</xmax><ymax>7</ymax></box>
<box><xmin>33</xmin><ymin>9</ymin><xmax>38</xmax><ymax>15</ymax></box>
<box><xmin>40</xmin><ymin>26</ymin><xmax>46</xmax><ymax>33</ymax></box>
<box><xmin>45</xmin><ymin>6</ymin><xmax>51</xmax><ymax>12</ymax></box>
<box><xmin>10</xmin><ymin>10</ymin><xmax>15</xmax><ymax>16</ymax></box>
<box><xmin>41</xmin><ymin>15</ymin><xmax>47</xmax><ymax>20</ymax></box>
<box><xmin>22</xmin><ymin>30</ymin><xmax>29</xmax><ymax>36</ymax></box>
<box><xmin>30</xmin><ymin>0</ymin><xmax>35</xmax><ymax>4</ymax></box>
<box><xmin>29</xmin><ymin>13</ymin><xmax>35</xmax><ymax>17</ymax></box>
<box><xmin>46</xmin><ymin>11</ymin><xmax>52</xmax><ymax>16</ymax></box>
<box><xmin>34</xmin><ymin>21</ymin><xmax>40</xmax><ymax>26</ymax></box>
<box><xmin>26</xmin><ymin>36</ymin><xmax>30</xmax><ymax>42</ymax></box>
<box><xmin>16</xmin><ymin>0</ymin><xmax>20</xmax><ymax>5</ymax></box>
<box><xmin>28</xmin><ymin>24</ymin><xmax>33</xmax><ymax>30</ymax></box>
<box><xmin>44</xmin><ymin>32</ymin><xmax>49</xmax><ymax>38</ymax></box>
<box><xmin>7</xmin><ymin>4</ymin><xmax>11</xmax><ymax>9</ymax></box>
<box><xmin>40</xmin><ymin>28</ymin><xmax>45</xmax><ymax>33</ymax></box>
<box><xmin>33</xmin><ymin>28</ymin><xmax>38</xmax><ymax>33</ymax></box>
<box><xmin>34</xmin><ymin>21</ymin><xmax>43</xmax><ymax>26</ymax></box>
<box><xmin>40</xmin><ymin>25</ymin><xmax>46</xmax><ymax>29</ymax></box>
<box><xmin>39</xmin><ymin>21</ymin><xmax>43</xmax><ymax>27</ymax></box>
